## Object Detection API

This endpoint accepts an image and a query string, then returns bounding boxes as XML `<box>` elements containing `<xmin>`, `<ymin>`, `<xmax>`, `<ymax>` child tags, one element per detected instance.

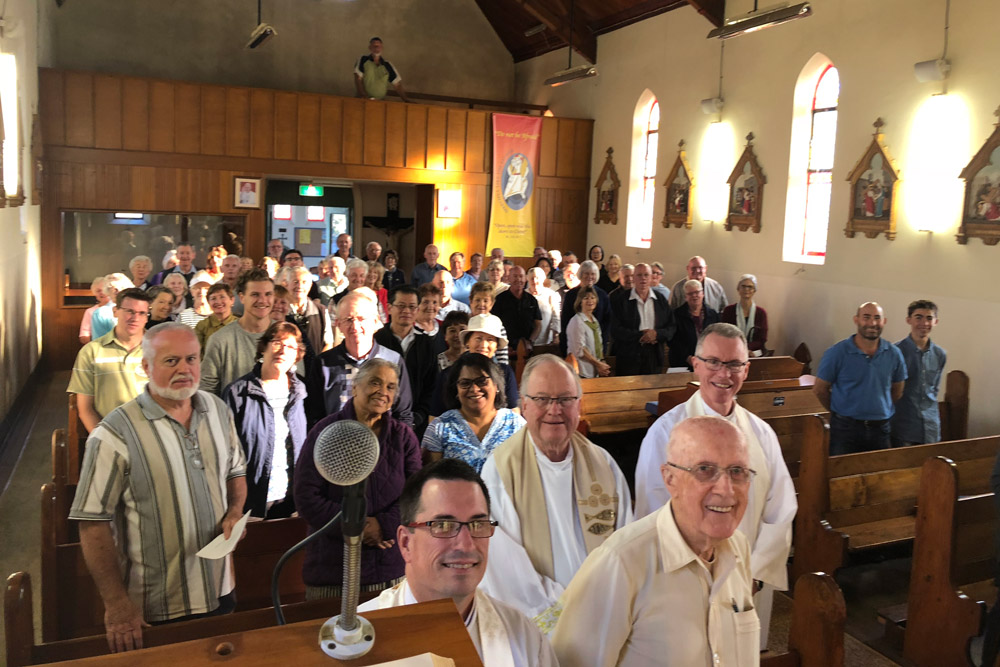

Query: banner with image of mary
<box><xmin>487</xmin><ymin>114</ymin><xmax>542</xmax><ymax>256</ymax></box>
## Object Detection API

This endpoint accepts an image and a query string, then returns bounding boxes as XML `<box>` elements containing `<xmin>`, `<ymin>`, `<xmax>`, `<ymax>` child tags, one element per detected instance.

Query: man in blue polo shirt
<box><xmin>891</xmin><ymin>300</ymin><xmax>947</xmax><ymax>447</ymax></box>
<box><xmin>813</xmin><ymin>302</ymin><xmax>907</xmax><ymax>455</ymax></box>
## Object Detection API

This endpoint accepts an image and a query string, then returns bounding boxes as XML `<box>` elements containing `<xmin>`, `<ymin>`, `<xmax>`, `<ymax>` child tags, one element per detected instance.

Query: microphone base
<box><xmin>319</xmin><ymin>615</ymin><xmax>375</xmax><ymax>660</ymax></box>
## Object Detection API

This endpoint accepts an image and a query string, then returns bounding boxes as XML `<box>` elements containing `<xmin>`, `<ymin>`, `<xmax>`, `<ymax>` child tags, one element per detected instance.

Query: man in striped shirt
<box><xmin>70</xmin><ymin>323</ymin><xmax>248</xmax><ymax>653</ymax></box>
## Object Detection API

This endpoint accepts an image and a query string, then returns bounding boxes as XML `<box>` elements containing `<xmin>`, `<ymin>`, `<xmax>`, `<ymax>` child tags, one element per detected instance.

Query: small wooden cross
<box><xmin>873</xmin><ymin>117</ymin><xmax>885</xmax><ymax>134</ymax></box>
<box><xmin>993</xmin><ymin>105</ymin><xmax>1000</xmax><ymax>125</ymax></box>
<box><xmin>745</xmin><ymin>131</ymin><xmax>754</xmax><ymax>145</ymax></box>
<box><xmin>678</xmin><ymin>139</ymin><xmax>685</xmax><ymax>150</ymax></box>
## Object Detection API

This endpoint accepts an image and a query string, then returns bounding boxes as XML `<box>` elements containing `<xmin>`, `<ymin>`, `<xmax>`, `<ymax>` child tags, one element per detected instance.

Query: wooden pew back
<box><xmin>745</xmin><ymin>355</ymin><xmax>805</xmax><ymax>382</ymax></box>
<box><xmin>902</xmin><ymin>456</ymin><xmax>997</xmax><ymax>666</ymax></box>
<box><xmin>791</xmin><ymin>434</ymin><xmax>1000</xmax><ymax>582</ymax></box>
<box><xmin>761</xmin><ymin>413</ymin><xmax>828</xmax><ymax>482</ymax></box>
<box><xmin>66</xmin><ymin>394</ymin><xmax>85</xmax><ymax>485</ymax></box>
<box><xmin>580</xmin><ymin>372</ymin><xmax>694</xmax><ymax>435</ymax></box>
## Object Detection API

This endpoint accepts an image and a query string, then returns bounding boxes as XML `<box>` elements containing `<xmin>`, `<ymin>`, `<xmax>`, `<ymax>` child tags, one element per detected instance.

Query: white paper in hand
<box><xmin>196</xmin><ymin>510</ymin><xmax>252</xmax><ymax>559</ymax></box>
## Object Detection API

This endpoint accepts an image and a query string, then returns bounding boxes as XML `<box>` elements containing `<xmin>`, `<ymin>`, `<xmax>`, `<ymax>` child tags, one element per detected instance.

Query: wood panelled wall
<box><xmin>38</xmin><ymin>68</ymin><xmax>592</xmax><ymax>369</ymax></box>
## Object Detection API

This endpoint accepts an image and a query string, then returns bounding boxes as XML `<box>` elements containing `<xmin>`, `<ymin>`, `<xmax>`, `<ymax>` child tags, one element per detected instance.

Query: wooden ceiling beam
<box><xmin>685</xmin><ymin>0</ymin><xmax>725</xmax><ymax>28</ymax></box>
<box><xmin>510</xmin><ymin>0</ymin><xmax>597</xmax><ymax>64</ymax></box>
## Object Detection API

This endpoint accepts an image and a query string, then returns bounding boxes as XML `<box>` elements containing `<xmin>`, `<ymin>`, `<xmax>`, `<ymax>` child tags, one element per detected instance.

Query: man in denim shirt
<box><xmin>891</xmin><ymin>300</ymin><xmax>946</xmax><ymax>447</ymax></box>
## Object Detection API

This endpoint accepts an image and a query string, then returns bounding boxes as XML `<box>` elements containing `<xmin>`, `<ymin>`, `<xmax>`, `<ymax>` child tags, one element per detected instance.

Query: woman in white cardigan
<box><xmin>566</xmin><ymin>285</ymin><xmax>611</xmax><ymax>378</ymax></box>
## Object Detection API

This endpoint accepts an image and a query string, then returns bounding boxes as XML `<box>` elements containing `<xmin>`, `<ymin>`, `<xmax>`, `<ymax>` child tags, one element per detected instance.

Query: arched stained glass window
<box><xmin>802</xmin><ymin>65</ymin><xmax>839</xmax><ymax>258</ymax></box>
<box><xmin>627</xmin><ymin>94</ymin><xmax>658</xmax><ymax>248</ymax></box>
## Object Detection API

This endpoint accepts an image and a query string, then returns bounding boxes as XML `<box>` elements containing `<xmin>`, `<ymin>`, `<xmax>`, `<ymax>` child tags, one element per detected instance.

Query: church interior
<box><xmin>1</xmin><ymin>0</ymin><xmax>998</xmax><ymax>664</ymax></box>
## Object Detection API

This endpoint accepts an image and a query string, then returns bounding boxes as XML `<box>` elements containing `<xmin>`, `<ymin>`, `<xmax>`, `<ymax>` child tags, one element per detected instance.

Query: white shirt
<box><xmin>479</xmin><ymin>435</ymin><xmax>633</xmax><ymax>619</ymax></box>
<box><xmin>634</xmin><ymin>394</ymin><xmax>796</xmax><ymax>588</ymax></box>
<box><xmin>629</xmin><ymin>287</ymin><xmax>659</xmax><ymax>331</ymax></box>
<box><xmin>358</xmin><ymin>582</ymin><xmax>558</xmax><ymax>667</ymax></box>
<box><xmin>531</xmin><ymin>286</ymin><xmax>562</xmax><ymax>345</ymax></box>
<box><xmin>551</xmin><ymin>503</ymin><xmax>759</xmax><ymax>667</ymax></box>
<box><xmin>392</xmin><ymin>327</ymin><xmax>417</xmax><ymax>355</ymax></box>
<box><xmin>437</xmin><ymin>298</ymin><xmax>471</xmax><ymax>322</ymax></box>
<box><xmin>566</xmin><ymin>312</ymin><xmax>600</xmax><ymax>378</ymax></box>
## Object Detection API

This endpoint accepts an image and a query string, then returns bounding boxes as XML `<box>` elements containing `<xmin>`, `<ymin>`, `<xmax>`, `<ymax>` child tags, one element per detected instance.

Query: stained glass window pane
<box><xmin>648</xmin><ymin>102</ymin><xmax>660</xmax><ymax>131</ymax></box>
<box><xmin>644</xmin><ymin>130</ymin><xmax>658</xmax><ymax>178</ymax></box>
<box><xmin>804</xmin><ymin>175</ymin><xmax>832</xmax><ymax>256</ymax></box>
<box><xmin>814</xmin><ymin>67</ymin><xmax>839</xmax><ymax>109</ymax></box>
<box><xmin>809</xmin><ymin>110</ymin><xmax>838</xmax><ymax>170</ymax></box>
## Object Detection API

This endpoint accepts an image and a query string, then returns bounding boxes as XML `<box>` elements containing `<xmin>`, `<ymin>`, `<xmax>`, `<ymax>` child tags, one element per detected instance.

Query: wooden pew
<box><xmin>767</xmin><ymin>572</ymin><xmax>847</xmax><ymax>667</ymax></box>
<box><xmin>40</xmin><ymin>466</ymin><xmax>310</xmax><ymax>641</ymax></box>
<box><xmin>745</xmin><ymin>355</ymin><xmax>806</xmax><ymax>382</ymax></box>
<box><xmin>579</xmin><ymin>372</ymin><xmax>695</xmax><ymax>436</ymax></box>
<box><xmin>939</xmin><ymin>370</ymin><xmax>970</xmax><ymax>441</ymax></box>
<box><xmin>66</xmin><ymin>394</ymin><xmax>86</xmax><ymax>485</ymax></box>
<box><xmin>790</xmin><ymin>434</ymin><xmax>1000</xmax><ymax>583</ymax></box>
<box><xmin>792</xmin><ymin>342</ymin><xmax>812</xmax><ymax>375</ymax></box>
<box><xmin>878</xmin><ymin>456</ymin><xmax>997</xmax><ymax>667</ymax></box>
<box><xmin>761</xmin><ymin>413</ymin><xmax>829</xmax><ymax>483</ymax></box>
<box><xmin>6</xmin><ymin>571</ymin><xmax>380</xmax><ymax>667</ymax></box>
<box><xmin>656</xmin><ymin>377</ymin><xmax>825</xmax><ymax>422</ymax></box>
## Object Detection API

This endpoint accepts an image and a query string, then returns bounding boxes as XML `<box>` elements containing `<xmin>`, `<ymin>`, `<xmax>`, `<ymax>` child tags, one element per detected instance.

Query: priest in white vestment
<box><xmin>552</xmin><ymin>416</ymin><xmax>760</xmax><ymax>666</ymax></box>
<box><xmin>359</xmin><ymin>458</ymin><xmax>556</xmax><ymax>666</ymax></box>
<box><xmin>479</xmin><ymin>354</ymin><xmax>633</xmax><ymax>625</ymax></box>
<box><xmin>634</xmin><ymin>323</ymin><xmax>796</xmax><ymax>647</ymax></box>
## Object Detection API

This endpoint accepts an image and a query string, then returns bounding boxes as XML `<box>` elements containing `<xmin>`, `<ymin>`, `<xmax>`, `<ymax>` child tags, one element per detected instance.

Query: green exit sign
<box><xmin>299</xmin><ymin>184</ymin><xmax>324</xmax><ymax>197</ymax></box>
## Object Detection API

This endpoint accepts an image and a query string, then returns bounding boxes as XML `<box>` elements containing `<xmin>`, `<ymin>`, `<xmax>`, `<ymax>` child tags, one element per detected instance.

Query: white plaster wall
<box><xmin>515</xmin><ymin>0</ymin><xmax>1000</xmax><ymax>436</ymax></box>
<box><xmin>46</xmin><ymin>0</ymin><xmax>514</xmax><ymax>101</ymax></box>
<box><xmin>0</xmin><ymin>0</ymin><xmax>42</xmax><ymax>420</ymax></box>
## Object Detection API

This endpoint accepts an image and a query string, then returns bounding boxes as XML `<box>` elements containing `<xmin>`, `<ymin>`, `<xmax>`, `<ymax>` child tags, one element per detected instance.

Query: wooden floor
<box><xmin>0</xmin><ymin>370</ymin><xmax>950</xmax><ymax>666</ymax></box>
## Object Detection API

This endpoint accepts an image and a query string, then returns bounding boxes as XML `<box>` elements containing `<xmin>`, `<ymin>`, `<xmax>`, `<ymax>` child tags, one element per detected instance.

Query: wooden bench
<box><xmin>40</xmin><ymin>466</ymin><xmax>309</xmax><ymax>640</ymax></box>
<box><xmin>745</xmin><ymin>355</ymin><xmax>806</xmax><ymax>382</ymax></box>
<box><xmin>790</xmin><ymin>434</ymin><xmax>1000</xmax><ymax>583</ymax></box>
<box><xmin>765</xmin><ymin>572</ymin><xmax>847</xmax><ymax>667</ymax></box>
<box><xmin>5</xmin><ymin>571</ymin><xmax>380</xmax><ymax>667</ymax></box>
<box><xmin>877</xmin><ymin>456</ymin><xmax>997</xmax><ymax>666</ymax></box>
<box><xmin>579</xmin><ymin>372</ymin><xmax>695</xmax><ymax>436</ymax></box>
<box><xmin>66</xmin><ymin>394</ymin><xmax>86</xmax><ymax>485</ymax></box>
<box><xmin>761</xmin><ymin>413</ymin><xmax>829</xmax><ymax>483</ymax></box>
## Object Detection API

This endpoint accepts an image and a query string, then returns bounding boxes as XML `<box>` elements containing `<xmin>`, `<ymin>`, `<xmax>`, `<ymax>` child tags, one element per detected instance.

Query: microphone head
<box><xmin>313</xmin><ymin>420</ymin><xmax>380</xmax><ymax>486</ymax></box>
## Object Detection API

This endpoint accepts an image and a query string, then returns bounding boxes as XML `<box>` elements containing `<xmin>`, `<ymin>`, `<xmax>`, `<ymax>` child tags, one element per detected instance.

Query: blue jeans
<box><xmin>829</xmin><ymin>412</ymin><xmax>891</xmax><ymax>456</ymax></box>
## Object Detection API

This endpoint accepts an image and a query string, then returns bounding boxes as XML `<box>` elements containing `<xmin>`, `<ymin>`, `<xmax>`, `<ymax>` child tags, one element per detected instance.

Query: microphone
<box><xmin>314</xmin><ymin>420</ymin><xmax>380</xmax><ymax>660</ymax></box>
<box><xmin>269</xmin><ymin>419</ymin><xmax>379</xmax><ymax>652</ymax></box>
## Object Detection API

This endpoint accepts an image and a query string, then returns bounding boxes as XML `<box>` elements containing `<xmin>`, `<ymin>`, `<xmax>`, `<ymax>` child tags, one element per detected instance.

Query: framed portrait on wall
<box><xmin>662</xmin><ymin>139</ymin><xmax>694</xmax><ymax>229</ymax></box>
<box><xmin>845</xmin><ymin>118</ymin><xmax>900</xmax><ymax>241</ymax></box>
<box><xmin>725</xmin><ymin>132</ymin><xmax>766</xmax><ymax>233</ymax></box>
<box><xmin>234</xmin><ymin>177</ymin><xmax>262</xmax><ymax>209</ymax></box>
<box><xmin>593</xmin><ymin>147</ymin><xmax>620</xmax><ymax>225</ymax></box>
<box><xmin>958</xmin><ymin>107</ymin><xmax>1000</xmax><ymax>245</ymax></box>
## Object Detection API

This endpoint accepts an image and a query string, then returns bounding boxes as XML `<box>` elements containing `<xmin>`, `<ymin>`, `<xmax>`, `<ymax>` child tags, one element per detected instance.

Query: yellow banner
<box><xmin>486</xmin><ymin>114</ymin><xmax>542</xmax><ymax>257</ymax></box>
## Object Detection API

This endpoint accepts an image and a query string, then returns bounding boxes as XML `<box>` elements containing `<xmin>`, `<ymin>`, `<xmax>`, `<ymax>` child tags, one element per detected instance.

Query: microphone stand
<box><xmin>271</xmin><ymin>510</ymin><xmax>342</xmax><ymax>625</ymax></box>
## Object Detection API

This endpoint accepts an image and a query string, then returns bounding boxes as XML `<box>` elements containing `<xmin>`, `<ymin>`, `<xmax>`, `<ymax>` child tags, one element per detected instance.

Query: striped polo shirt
<box><xmin>67</xmin><ymin>330</ymin><xmax>148</xmax><ymax>418</ymax></box>
<box><xmin>69</xmin><ymin>389</ymin><xmax>247</xmax><ymax>622</ymax></box>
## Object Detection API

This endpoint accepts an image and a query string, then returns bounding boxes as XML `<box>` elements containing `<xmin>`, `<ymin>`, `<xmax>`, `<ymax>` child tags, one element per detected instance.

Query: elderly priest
<box><xmin>552</xmin><ymin>416</ymin><xmax>760</xmax><ymax>666</ymax></box>
<box><xmin>359</xmin><ymin>458</ymin><xmax>556</xmax><ymax>666</ymax></box>
<box><xmin>479</xmin><ymin>354</ymin><xmax>632</xmax><ymax>624</ymax></box>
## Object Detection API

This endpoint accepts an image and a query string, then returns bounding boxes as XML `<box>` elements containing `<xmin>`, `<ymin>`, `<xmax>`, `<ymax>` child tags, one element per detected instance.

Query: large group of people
<box><xmin>66</xmin><ymin>232</ymin><xmax>948</xmax><ymax>665</ymax></box>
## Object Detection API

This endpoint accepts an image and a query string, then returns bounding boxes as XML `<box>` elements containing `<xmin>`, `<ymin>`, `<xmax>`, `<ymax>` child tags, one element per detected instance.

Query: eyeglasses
<box><xmin>392</xmin><ymin>303</ymin><xmax>418</xmax><ymax>311</ymax></box>
<box><xmin>457</xmin><ymin>376</ymin><xmax>492</xmax><ymax>390</ymax></box>
<box><xmin>118</xmin><ymin>307</ymin><xmax>150</xmax><ymax>319</ymax></box>
<box><xmin>667</xmin><ymin>462</ymin><xmax>756</xmax><ymax>485</ymax></box>
<box><xmin>738</xmin><ymin>284</ymin><xmax>756</xmax><ymax>290</ymax></box>
<box><xmin>695</xmin><ymin>356</ymin><xmax>750</xmax><ymax>373</ymax></box>
<box><xmin>524</xmin><ymin>395</ymin><xmax>579</xmax><ymax>409</ymax></box>
<box><xmin>269</xmin><ymin>340</ymin><xmax>299</xmax><ymax>352</ymax></box>
<box><xmin>405</xmin><ymin>519</ymin><xmax>498</xmax><ymax>538</ymax></box>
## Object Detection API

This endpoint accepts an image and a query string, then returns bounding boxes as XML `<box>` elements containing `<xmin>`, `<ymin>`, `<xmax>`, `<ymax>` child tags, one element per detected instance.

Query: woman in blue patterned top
<box><xmin>421</xmin><ymin>353</ymin><xmax>525</xmax><ymax>473</ymax></box>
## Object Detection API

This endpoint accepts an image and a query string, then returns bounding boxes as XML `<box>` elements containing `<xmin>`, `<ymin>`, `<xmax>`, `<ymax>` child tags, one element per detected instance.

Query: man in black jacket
<box><xmin>374</xmin><ymin>285</ymin><xmax>438</xmax><ymax>438</ymax></box>
<box><xmin>610</xmin><ymin>263</ymin><xmax>676</xmax><ymax>376</ymax></box>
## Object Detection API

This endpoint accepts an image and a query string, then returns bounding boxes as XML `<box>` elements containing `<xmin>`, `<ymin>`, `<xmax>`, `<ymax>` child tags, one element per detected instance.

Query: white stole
<box><xmin>684</xmin><ymin>393</ymin><xmax>770</xmax><ymax>565</ymax></box>
<box><xmin>371</xmin><ymin>582</ymin><xmax>515</xmax><ymax>667</ymax></box>
<box><xmin>735</xmin><ymin>302</ymin><xmax>757</xmax><ymax>340</ymax></box>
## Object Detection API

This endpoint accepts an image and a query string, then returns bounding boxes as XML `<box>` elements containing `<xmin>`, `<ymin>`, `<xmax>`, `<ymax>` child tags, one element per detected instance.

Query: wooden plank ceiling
<box><xmin>475</xmin><ymin>0</ymin><xmax>724</xmax><ymax>64</ymax></box>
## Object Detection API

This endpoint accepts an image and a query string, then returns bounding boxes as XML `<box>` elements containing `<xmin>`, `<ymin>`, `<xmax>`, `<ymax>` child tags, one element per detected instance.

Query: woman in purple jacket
<box><xmin>294</xmin><ymin>358</ymin><xmax>422</xmax><ymax>599</ymax></box>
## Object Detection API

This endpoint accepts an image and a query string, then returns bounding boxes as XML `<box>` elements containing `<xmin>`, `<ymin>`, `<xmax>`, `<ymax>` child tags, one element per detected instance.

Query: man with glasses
<box><xmin>375</xmin><ymin>285</ymin><xmax>437</xmax><ymax>436</ymax></box>
<box><xmin>68</xmin><ymin>288</ymin><xmax>152</xmax><ymax>433</ymax></box>
<box><xmin>70</xmin><ymin>323</ymin><xmax>247</xmax><ymax>653</ymax></box>
<box><xmin>667</xmin><ymin>255</ymin><xmax>728</xmax><ymax>312</ymax></box>
<box><xmin>635</xmin><ymin>323</ymin><xmax>795</xmax><ymax>647</ymax></box>
<box><xmin>359</xmin><ymin>458</ymin><xmax>557</xmax><ymax>665</ymax></box>
<box><xmin>307</xmin><ymin>287</ymin><xmax>413</xmax><ymax>426</ymax></box>
<box><xmin>610</xmin><ymin>263</ymin><xmax>676</xmax><ymax>376</ymax></box>
<box><xmin>479</xmin><ymin>355</ymin><xmax>632</xmax><ymax>622</ymax></box>
<box><xmin>552</xmin><ymin>417</ymin><xmax>759</xmax><ymax>665</ymax></box>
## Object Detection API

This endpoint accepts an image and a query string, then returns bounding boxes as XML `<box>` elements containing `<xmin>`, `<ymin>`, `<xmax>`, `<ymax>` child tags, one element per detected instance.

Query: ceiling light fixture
<box><xmin>246</xmin><ymin>0</ymin><xmax>276</xmax><ymax>49</ymax></box>
<box><xmin>524</xmin><ymin>24</ymin><xmax>547</xmax><ymax>37</ymax></box>
<box><xmin>707</xmin><ymin>2</ymin><xmax>812</xmax><ymax>40</ymax></box>
<box><xmin>544</xmin><ymin>0</ymin><xmax>597</xmax><ymax>87</ymax></box>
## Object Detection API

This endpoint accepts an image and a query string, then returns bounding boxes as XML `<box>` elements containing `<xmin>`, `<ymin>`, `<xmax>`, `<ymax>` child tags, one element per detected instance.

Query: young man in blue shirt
<box><xmin>891</xmin><ymin>300</ymin><xmax>946</xmax><ymax>447</ymax></box>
